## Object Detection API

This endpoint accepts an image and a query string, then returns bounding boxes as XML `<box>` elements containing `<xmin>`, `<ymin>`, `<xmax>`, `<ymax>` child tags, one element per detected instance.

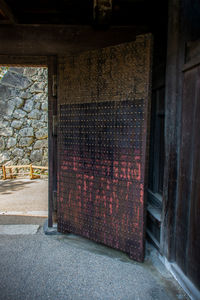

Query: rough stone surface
<box><xmin>0</xmin><ymin>67</ymin><xmax>48</xmax><ymax>166</ymax></box>
<box><xmin>35</xmin><ymin>128</ymin><xmax>48</xmax><ymax>140</ymax></box>
<box><xmin>0</xmin><ymin>152</ymin><xmax>10</xmax><ymax>164</ymax></box>
<box><xmin>12</xmin><ymin>148</ymin><xmax>24</xmax><ymax>158</ymax></box>
<box><xmin>7</xmin><ymin>137</ymin><xmax>17</xmax><ymax>149</ymax></box>
<box><xmin>19</xmin><ymin>128</ymin><xmax>34</xmax><ymax>137</ymax></box>
<box><xmin>1</xmin><ymin>72</ymin><xmax>31</xmax><ymax>89</ymax></box>
<box><xmin>11</xmin><ymin>120</ymin><xmax>23</xmax><ymax>129</ymax></box>
<box><xmin>33</xmin><ymin>140</ymin><xmax>48</xmax><ymax>149</ymax></box>
<box><xmin>0</xmin><ymin>127</ymin><xmax>13</xmax><ymax>137</ymax></box>
<box><xmin>19</xmin><ymin>137</ymin><xmax>33</xmax><ymax>147</ymax></box>
<box><xmin>23</xmin><ymin>100</ymin><xmax>34</xmax><ymax>112</ymax></box>
<box><xmin>30</xmin><ymin>150</ymin><xmax>43</xmax><ymax>162</ymax></box>
<box><xmin>0</xmin><ymin>137</ymin><xmax>5</xmax><ymax>150</ymax></box>
<box><xmin>15</xmin><ymin>97</ymin><xmax>24</xmax><ymax>108</ymax></box>
<box><xmin>28</xmin><ymin>109</ymin><xmax>41</xmax><ymax>120</ymax></box>
<box><xmin>13</xmin><ymin>109</ymin><xmax>27</xmax><ymax>119</ymax></box>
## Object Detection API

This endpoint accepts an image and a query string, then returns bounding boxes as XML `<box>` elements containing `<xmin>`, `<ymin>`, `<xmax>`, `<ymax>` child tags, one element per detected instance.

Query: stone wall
<box><xmin>0</xmin><ymin>67</ymin><xmax>48</xmax><ymax>167</ymax></box>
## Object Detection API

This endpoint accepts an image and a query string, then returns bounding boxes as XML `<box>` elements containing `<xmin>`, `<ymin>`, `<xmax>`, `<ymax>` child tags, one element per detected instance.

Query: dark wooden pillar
<box><xmin>160</xmin><ymin>0</ymin><xmax>184</xmax><ymax>260</ymax></box>
<box><xmin>47</xmin><ymin>56</ymin><xmax>57</xmax><ymax>227</ymax></box>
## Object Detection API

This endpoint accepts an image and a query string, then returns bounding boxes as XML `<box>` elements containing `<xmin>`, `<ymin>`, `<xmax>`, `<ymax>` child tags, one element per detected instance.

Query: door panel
<box><xmin>57</xmin><ymin>34</ymin><xmax>152</xmax><ymax>262</ymax></box>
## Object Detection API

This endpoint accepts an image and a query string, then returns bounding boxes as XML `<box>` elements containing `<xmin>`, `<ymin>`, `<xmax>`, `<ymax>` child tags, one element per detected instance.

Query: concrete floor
<box><xmin>0</xmin><ymin>225</ymin><xmax>190</xmax><ymax>300</ymax></box>
<box><xmin>0</xmin><ymin>179</ymin><xmax>189</xmax><ymax>300</ymax></box>
<box><xmin>0</xmin><ymin>179</ymin><xmax>48</xmax><ymax>217</ymax></box>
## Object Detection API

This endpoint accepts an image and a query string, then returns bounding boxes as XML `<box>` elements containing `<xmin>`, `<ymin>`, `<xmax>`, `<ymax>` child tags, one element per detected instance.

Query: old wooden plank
<box><xmin>0</xmin><ymin>25</ymin><xmax>146</xmax><ymax>56</ymax></box>
<box><xmin>175</xmin><ymin>67</ymin><xmax>196</xmax><ymax>273</ymax></box>
<box><xmin>47</xmin><ymin>55</ymin><xmax>57</xmax><ymax>227</ymax></box>
<box><xmin>160</xmin><ymin>0</ymin><xmax>184</xmax><ymax>261</ymax></box>
<box><xmin>187</xmin><ymin>66</ymin><xmax>200</xmax><ymax>289</ymax></box>
<box><xmin>0</xmin><ymin>55</ymin><xmax>47</xmax><ymax>66</ymax></box>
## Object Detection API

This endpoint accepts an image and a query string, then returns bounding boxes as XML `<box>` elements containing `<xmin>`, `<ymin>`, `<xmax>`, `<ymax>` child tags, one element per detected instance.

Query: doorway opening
<box><xmin>0</xmin><ymin>66</ymin><xmax>49</xmax><ymax>223</ymax></box>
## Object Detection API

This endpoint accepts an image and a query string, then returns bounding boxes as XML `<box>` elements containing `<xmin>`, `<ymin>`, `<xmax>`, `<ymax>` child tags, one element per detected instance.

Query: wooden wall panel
<box><xmin>187</xmin><ymin>66</ymin><xmax>200</xmax><ymax>288</ymax></box>
<box><xmin>176</xmin><ymin>64</ymin><xmax>200</xmax><ymax>289</ymax></box>
<box><xmin>175</xmin><ymin>67</ymin><xmax>197</xmax><ymax>272</ymax></box>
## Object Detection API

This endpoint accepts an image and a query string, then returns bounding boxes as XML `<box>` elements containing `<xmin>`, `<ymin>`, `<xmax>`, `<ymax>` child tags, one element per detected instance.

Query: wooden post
<box><xmin>2</xmin><ymin>165</ymin><xmax>6</xmax><ymax>180</ymax></box>
<box><xmin>30</xmin><ymin>164</ymin><xmax>33</xmax><ymax>180</ymax></box>
<box><xmin>9</xmin><ymin>167</ymin><xmax>13</xmax><ymax>179</ymax></box>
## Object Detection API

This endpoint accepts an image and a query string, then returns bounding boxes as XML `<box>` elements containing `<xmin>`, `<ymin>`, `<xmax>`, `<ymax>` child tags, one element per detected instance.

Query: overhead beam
<box><xmin>0</xmin><ymin>0</ymin><xmax>17</xmax><ymax>24</ymax></box>
<box><xmin>0</xmin><ymin>25</ymin><xmax>147</xmax><ymax>56</ymax></box>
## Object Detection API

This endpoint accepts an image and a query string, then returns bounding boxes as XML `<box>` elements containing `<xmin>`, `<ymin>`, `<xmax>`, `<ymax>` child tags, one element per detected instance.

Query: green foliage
<box><xmin>0</xmin><ymin>67</ymin><xmax>8</xmax><ymax>80</ymax></box>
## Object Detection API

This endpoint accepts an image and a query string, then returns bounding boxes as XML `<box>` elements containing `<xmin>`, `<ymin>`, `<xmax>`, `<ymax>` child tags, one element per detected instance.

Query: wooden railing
<box><xmin>1</xmin><ymin>164</ymin><xmax>48</xmax><ymax>180</ymax></box>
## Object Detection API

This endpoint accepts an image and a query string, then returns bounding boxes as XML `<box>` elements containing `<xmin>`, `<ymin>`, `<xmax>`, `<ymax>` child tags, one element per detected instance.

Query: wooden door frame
<box><xmin>0</xmin><ymin>55</ymin><xmax>57</xmax><ymax>227</ymax></box>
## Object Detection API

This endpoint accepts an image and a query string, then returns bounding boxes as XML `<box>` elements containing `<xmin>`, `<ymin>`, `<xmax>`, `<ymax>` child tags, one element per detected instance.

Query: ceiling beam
<box><xmin>0</xmin><ymin>0</ymin><xmax>17</xmax><ymax>24</ymax></box>
<box><xmin>0</xmin><ymin>24</ymin><xmax>147</xmax><ymax>56</ymax></box>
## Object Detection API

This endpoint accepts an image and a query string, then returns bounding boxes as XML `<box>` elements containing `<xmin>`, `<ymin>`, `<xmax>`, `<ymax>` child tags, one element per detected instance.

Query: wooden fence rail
<box><xmin>1</xmin><ymin>164</ymin><xmax>48</xmax><ymax>180</ymax></box>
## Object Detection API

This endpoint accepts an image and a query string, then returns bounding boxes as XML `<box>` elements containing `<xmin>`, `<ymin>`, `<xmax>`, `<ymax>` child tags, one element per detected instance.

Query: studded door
<box><xmin>57</xmin><ymin>34</ymin><xmax>152</xmax><ymax>262</ymax></box>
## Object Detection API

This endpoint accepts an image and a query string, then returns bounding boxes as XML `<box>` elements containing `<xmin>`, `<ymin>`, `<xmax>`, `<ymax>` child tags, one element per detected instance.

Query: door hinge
<box><xmin>52</xmin><ymin>74</ymin><xmax>57</xmax><ymax>97</ymax></box>
<box><xmin>53</xmin><ymin>115</ymin><xmax>57</xmax><ymax>136</ymax></box>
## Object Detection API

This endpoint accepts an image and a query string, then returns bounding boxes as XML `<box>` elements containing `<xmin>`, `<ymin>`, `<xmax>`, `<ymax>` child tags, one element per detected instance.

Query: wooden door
<box><xmin>57</xmin><ymin>34</ymin><xmax>152</xmax><ymax>262</ymax></box>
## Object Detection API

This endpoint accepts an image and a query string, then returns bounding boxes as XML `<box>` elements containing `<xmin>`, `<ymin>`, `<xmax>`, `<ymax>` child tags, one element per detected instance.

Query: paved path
<box><xmin>0</xmin><ymin>226</ymin><xmax>189</xmax><ymax>300</ymax></box>
<box><xmin>0</xmin><ymin>179</ymin><xmax>189</xmax><ymax>300</ymax></box>
<box><xmin>0</xmin><ymin>179</ymin><xmax>48</xmax><ymax>217</ymax></box>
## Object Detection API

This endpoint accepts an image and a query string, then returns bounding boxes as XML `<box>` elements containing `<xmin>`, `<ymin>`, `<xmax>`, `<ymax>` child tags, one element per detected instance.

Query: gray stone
<box><xmin>0</xmin><ymin>152</ymin><xmax>10</xmax><ymax>164</ymax></box>
<box><xmin>19</xmin><ymin>128</ymin><xmax>34</xmax><ymax>137</ymax></box>
<box><xmin>28</xmin><ymin>109</ymin><xmax>41</xmax><ymax>120</ymax></box>
<box><xmin>34</xmin><ymin>102</ymin><xmax>41</xmax><ymax>109</ymax></box>
<box><xmin>13</xmin><ymin>109</ymin><xmax>27</xmax><ymax>119</ymax></box>
<box><xmin>26</xmin><ymin>119</ymin><xmax>32</xmax><ymax>126</ymax></box>
<box><xmin>40</xmin><ymin>114</ymin><xmax>48</xmax><ymax>122</ymax></box>
<box><xmin>0</xmin><ymin>84</ymin><xmax>12</xmax><ymax>100</ymax></box>
<box><xmin>33</xmin><ymin>140</ymin><xmax>48</xmax><ymax>149</ymax></box>
<box><xmin>9</xmin><ymin>67</ymin><xmax>24</xmax><ymax>74</ymax></box>
<box><xmin>35</xmin><ymin>128</ymin><xmax>48</xmax><ymax>140</ymax></box>
<box><xmin>21</xmin><ymin>158</ymin><xmax>30</xmax><ymax>165</ymax></box>
<box><xmin>19</xmin><ymin>137</ymin><xmax>33</xmax><ymax>147</ymax></box>
<box><xmin>23</xmin><ymin>100</ymin><xmax>34</xmax><ymax>112</ymax></box>
<box><xmin>31</xmin><ymin>120</ymin><xmax>45</xmax><ymax>129</ymax></box>
<box><xmin>0</xmin><ymin>120</ymin><xmax>9</xmax><ymax>128</ymax></box>
<box><xmin>0</xmin><ymin>67</ymin><xmax>48</xmax><ymax>167</ymax></box>
<box><xmin>41</xmin><ymin>102</ymin><xmax>48</xmax><ymax>111</ymax></box>
<box><xmin>10</xmin><ymin>157</ymin><xmax>18</xmax><ymax>165</ymax></box>
<box><xmin>27</xmin><ymin>146</ymin><xmax>33</xmax><ymax>151</ymax></box>
<box><xmin>12</xmin><ymin>148</ymin><xmax>24</xmax><ymax>158</ymax></box>
<box><xmin>20</xmin><ymin>92</ymin><xmax>32</xmax><ymax>99</ymax></box>
<box><xmin>11</xmin><ymin>120</ymin><xmax>23</xmax><ymax>129</ymax></box>
<box><xmin>30</xmin><ymin>149</ymin><xmax>43</xmax><ymax>162</ymax></box>
<box><xmin>0</xmin><ymin>137</ymin><xmax>5</xmax><ymax>150</ymax></box>
<box><xmin>32</xmin><ymin>93</ymin><xmax>44</xmax><ymax>103</ymax></box>
<box><xmin>0</xmin><ymin>127</ymin><xmax>13</xmax><ymax>137</ymax></box>
<box><xmin>7</xmin><ymin>137</ymin><xmax>17</xmax><ymax>149</ymax></box>
<box><xmin>0</xmin><ymin>101</ymin><xmax>7</xmax><ymax>116</ymax></box>
<box><xmin>30</xmin><ymin>82</ymin><xmax>46</xmax><ymax>93</ymax></box>
<box><xmin>23</xmin><ymin>68</ymin><xmax>38</xmax><ymax>77</ymax></box>
<box><xmin>6</xmin><ymin>101</ymin><xmax>15</xmax><ymax>115</ymax></box>
<box><xmin>15</xmin><ymin>97</ymin><xmax>24</xmax><ymax>108</ymax></box>
<box><xmin>1</xmin><ymin>72</ymin><xmax>31</xmax><ymax>89</ymax></box>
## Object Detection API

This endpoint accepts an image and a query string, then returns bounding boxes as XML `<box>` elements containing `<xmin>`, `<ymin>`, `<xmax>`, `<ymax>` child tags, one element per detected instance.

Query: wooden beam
<box><xmin>0</xmin><ymin>0</ymin><xmax>17</xmax><ymax>24</ymax></box>
<box><xmin>0</xmin><ymin>25</ymin><xmax>146</xmax><ymax>56</ymax></box>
